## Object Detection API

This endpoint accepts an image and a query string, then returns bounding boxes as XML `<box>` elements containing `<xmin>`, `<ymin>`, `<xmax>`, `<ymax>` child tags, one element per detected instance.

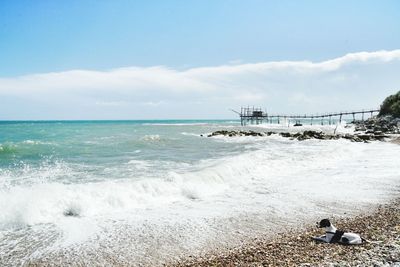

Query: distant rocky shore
<box><xmin>207</xmin><ymin>129</ymin><xmax>389</xmax><ymax>142</ymax></box>
<box><xmin>206</xmin><ymin>115</ymin><xmax>400</xmax><ymax>143</ymax></box>
<box><xmin>354</xmin><ymin>115</ymin><xmax>400</xmax><ymax>134</ymax></box>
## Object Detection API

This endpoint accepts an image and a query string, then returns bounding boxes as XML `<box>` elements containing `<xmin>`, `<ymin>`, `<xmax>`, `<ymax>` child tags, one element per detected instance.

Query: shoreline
<box><xmin>171</xmin><ymin>135</ymin><xmax>400</xmax><ymax>267</ymax></box>
<box><xmin>173</xmin><ymin>199</ymin><xmax>400</xmax><ymax>266</ymax></box>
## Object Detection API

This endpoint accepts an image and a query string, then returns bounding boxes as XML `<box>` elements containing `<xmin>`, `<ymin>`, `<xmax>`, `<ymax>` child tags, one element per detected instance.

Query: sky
<box><xmin>0</xmin><ymin>0</ymin><xmax>400</xmax><ymax>120</ymax></box>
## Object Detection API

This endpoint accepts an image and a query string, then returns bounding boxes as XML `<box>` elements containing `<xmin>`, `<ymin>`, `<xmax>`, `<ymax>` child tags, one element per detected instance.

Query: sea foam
<box><xmin>1</xmin><ymin>121</ymin><xmax>400</xmax><ymax>266</ymax></box>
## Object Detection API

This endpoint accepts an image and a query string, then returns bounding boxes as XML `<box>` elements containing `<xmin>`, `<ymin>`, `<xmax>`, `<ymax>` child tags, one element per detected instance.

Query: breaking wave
<box><xmin>1</xmin><ymin>139</ymin><xmax>399</xmax><ymax>233</ymax></box>
<box><xmin>0</xmin><ymin>144</ymin><xmax>17</xmax><ymax>155</ymax></box>
<box><xmin>141</xmin><ymin>134</ymin><xmax>162</xmax><ymax>142</ymax></box>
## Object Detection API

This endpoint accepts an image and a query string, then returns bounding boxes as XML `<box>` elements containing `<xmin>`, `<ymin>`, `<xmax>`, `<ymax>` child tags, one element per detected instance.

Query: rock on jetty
<box><xmin>207</xmin><ymin>130</ymin><xmax>265</xmax><ymax>137</ymax></box>
<box><xmin>207</xmin><ymin>130</ymin><xmax>389</xmax><ymax>143</ymax></box>
<box><xmin>354</xmin><ymin>115</ymin><xmax>400</xmax><ymax>134</ymax></box>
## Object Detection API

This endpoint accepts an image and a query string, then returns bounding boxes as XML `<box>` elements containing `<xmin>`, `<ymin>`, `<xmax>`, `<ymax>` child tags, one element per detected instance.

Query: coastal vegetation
<box><xmin>379</xmin><ymin>91</ymin><xmax>400</xmax><ymax>118</ymax></box>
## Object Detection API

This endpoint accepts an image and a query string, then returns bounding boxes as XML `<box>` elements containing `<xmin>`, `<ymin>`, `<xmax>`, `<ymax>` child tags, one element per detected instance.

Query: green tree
<box><xmin>379</xmin><ymin>91</ymin><xmax>400</xmax><ymax>118</ymax></box>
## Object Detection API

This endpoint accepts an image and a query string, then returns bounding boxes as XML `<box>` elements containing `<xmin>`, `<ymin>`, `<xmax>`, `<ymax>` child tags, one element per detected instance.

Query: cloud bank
<box><xmin>1</xmin><ymin>50</ymin><xmax>400</xmax><ymax>119</ymax></box>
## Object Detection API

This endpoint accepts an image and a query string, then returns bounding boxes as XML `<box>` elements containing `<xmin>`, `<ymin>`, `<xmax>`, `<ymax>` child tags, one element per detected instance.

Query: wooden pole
<box><xmin>240</xmin><ymin>107</ymin><xmax>243</xmax><ymax>126</ymax></box>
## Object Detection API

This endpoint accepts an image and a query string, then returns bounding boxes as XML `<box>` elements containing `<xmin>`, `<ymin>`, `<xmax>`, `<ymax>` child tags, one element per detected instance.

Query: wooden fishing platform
<box><xmin>232</xmin><ymin>107</ymin><xmax>380</xmax><ymax>126</ymax></box>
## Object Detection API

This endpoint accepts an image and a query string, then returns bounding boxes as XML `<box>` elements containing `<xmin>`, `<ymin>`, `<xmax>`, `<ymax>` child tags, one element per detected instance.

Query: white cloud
<box><xmin>95</xmin><ymin>101</ymin><xmax>128</xmax><ymax>107</ymax></box>
<box><xmin>1</xmin><ymin>50</ymin><xmax>400</xmax><ymax>119</ymax></box>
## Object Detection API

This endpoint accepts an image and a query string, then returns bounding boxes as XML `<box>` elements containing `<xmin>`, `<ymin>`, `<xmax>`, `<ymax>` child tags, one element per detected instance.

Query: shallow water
<box><xmin>0</xmin><ymin>120</ymin><xmax>399</xmax><ymax>266</ymax></box>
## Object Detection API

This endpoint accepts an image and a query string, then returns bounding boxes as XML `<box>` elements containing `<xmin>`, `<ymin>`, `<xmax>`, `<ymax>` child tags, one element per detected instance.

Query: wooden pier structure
<box><xmin>233</xmin><ymin>107</ymin><xmax>380</xmax><ymax>126</ymax></box>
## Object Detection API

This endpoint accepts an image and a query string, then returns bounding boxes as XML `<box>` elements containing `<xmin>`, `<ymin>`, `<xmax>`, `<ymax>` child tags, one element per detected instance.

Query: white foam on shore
<box><xmin>251</xmin><ymin>120</ymin><xmax>355</xmax><ymax>134</ymax></box>
<box><xmin>0</xmin><ymin>138</ymin><xmax>399</xmax><ymax>265</ymax></box>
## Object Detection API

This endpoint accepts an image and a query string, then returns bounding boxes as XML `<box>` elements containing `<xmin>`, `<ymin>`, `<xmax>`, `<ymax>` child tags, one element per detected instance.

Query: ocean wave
<box><xmin>125</xmin><ymin>159</ymin><xmax>151</xmax><ymax>170</ymax></box>
<box><xmin>0</xmin><ymin>159</ymin><xmax>78</xmax><ymax>190</ymax></box>
<box><xmin>21</xmin><ymin>140</ymin><xmax>53</xmax><ymax>145</ymax></box>
<box><xmin>0</xmin><ymin>140</ymin><xmax>56</xmax><ymax>157</ymax></box>
<box><xmin>141</xmin><ymin>134</ymin><xmax>162</xmax><ymax>142</ymax></box>
<box><xmin>0</xmin><ymin>139</ymin><xmax>399</xmax><ymax>265</ymax></box>
<box><xmin>2</xmin><ymin>140</ymin><xmax>399</xmax><ymax>229</ymax></box>
<box><xmin>0</xmin><ymin>144</ymin><xmax>17</xmax><ymax>155</ymax></box>
<box><xmin>0</xmin><ymin>154</ymin><xmax>237</xmax><ymax>229</ymax></box>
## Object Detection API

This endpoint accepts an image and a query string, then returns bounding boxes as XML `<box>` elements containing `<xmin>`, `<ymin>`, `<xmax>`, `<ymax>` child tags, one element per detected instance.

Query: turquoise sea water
<box><xmin>1</xmin><ymin>120</ymin><xmax>399</xmax><ymax>266</ymax></box>
<box><xmin>0</xmin><ymin>120</ymin><xmax>241</xmax><ymax>184</ymax></box>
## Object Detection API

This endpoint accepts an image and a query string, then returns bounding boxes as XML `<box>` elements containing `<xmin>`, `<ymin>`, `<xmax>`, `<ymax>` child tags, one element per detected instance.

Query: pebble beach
<box><xmin>174</xmin><ymin>198</ymin><xmax>400</xmax><ymax>267</ymax></box>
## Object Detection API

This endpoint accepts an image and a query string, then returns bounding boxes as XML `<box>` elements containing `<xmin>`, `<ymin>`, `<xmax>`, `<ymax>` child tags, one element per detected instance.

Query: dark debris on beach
<box><xmin>172</xmin><ymin>201</ymin><xmax>400</xmax><ymax>267</ymax></box>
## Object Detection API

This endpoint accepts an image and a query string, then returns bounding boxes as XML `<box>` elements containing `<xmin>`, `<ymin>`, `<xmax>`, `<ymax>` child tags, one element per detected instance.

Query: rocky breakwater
<box><xmin>207</xmin><ymin>130</ymin><xmax>389</xmax><ymax>143</ymax></box>
<box><xmin>354</xmin><ymin>115</ymin><xmax>400</xmax><ymax>135</ymax></box>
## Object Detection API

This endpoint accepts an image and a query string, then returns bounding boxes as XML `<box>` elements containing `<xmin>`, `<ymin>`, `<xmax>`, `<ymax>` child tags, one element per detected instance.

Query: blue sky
<box><xmin>1</xmin><ymin>0</ymin><xmax>399</xmax><ymax>76</ymax></box>
<box><xmin>0</xmin><ymin>1</ymin><xmax>400</xmax><ymax>119</ymax></box>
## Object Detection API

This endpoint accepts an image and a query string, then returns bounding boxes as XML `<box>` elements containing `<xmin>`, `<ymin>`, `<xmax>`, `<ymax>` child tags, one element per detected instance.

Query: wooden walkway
<box><xmin>234</xmin><ymin>107</ymin><xmax>380</xmax><ymax>126</ymax></box>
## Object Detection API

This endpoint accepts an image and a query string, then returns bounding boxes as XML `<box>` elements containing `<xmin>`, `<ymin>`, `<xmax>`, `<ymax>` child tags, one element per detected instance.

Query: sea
<box><xmin>0</xmin><ymin>120</ymin><xmax>399</xmax><ymax>266</ymax></box>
